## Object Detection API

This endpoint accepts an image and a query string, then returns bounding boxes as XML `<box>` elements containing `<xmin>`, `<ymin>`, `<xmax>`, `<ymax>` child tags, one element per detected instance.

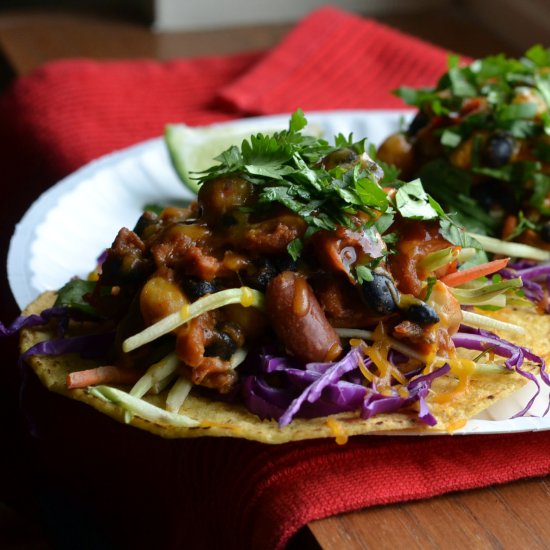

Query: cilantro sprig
<box><xmin>195</xmin><ymin>110</ymin><xmax>475</xmax><ymax>260</ymax></box>
<box><xmin>396</xmin><ymin>46</ymin><xmax>550</xmax><ymax>133</ymax></box>
<box><xmin>394</xmin><ymin>46</ymin><xmax>550</xmax><ymax>239</ymax></box>
<box><xmin>198</xmin><ymin>110</ymin><xmax>389</xmax><ymax>233</ymax></box>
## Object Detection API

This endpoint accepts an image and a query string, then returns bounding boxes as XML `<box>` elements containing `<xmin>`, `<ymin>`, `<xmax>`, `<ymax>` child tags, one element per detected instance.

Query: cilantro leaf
<box><xmin>355</xmin><ymin>265</ymin><xmax>373</xmax><ymax>283</ymax></box>
<box><xmin>395</xmin><ymin>179</ymin><xmax>439</xmax><ymax>220</ymax></box>
<box><xmin>438</xmin><ymin>217</ymin><xmax>481</xmax><ymax>249</ymax></box>
<box><xmin>525</xmin><ymin>44</ymin><xmax>550</xmax><ymax>67</ymax></box>
<box><xmin>195</xmin><ymin>111</ymin><xmax>475</xmax><ymax>268</ymax></box>
<box><xmin>287</xmin><ymin>238</ymin><xmax>303</xmax><ymax>261</ymax></box>
<box><xmin>353</xmin><ymin>171</ymin><xmax>389</xmax><ymax>210</ymax></box>
<box><xmin>55</xmin><ymin>279</ymin><xmax>100</xmax><ymax>317</ymax></box>
<box><xmin>418</xmin><ymin>160</ymin><xmax>500</xmax><ymax>234</ymax></box>
<box><xmin>289</xmin><ymin>109</ymin><xmax>307</xmax><ymax>133</ymax></box>
<box><xmin>530</xmin><ymin>172</ymin><xmax>550</xmax><ymax>215</ymax></box>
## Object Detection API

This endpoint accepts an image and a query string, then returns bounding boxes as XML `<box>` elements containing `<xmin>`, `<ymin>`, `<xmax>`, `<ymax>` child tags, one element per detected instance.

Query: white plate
<box><xmin>7</xmin><ymin>110</ymin><xmax>550</xmax><ymax>435</ymax></box>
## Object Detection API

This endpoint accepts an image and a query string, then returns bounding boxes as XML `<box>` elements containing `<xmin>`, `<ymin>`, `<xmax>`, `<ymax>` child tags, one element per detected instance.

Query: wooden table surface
<box><xmin>0</xmin><ymin>8</ymin><xmax>548</xmax><ymax>550</ymax></box>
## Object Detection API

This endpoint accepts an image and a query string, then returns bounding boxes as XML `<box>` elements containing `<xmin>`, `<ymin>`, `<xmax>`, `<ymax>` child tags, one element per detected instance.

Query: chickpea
<box><xmin>376</xmin><ymin>133</ymin><xmax>415</xmax><ymax>180</ymax></box>
<box><xmin>321</xmin><ymin>147</ymin><xmax>358</xmax><ymax>170</ymax></box>
<box><xmin>140</xmin><ymin>276</ymin><xmax>187</xmax><ymax>326</ymax></box>
<box><xmin>449</xmin><ymin>137</ymin><xmax>474</xmax><ymax>170</ymax></box>
<box><xmin>197</xmin><ymin>175</ymin><xmax>254</xmax><ymax>226</ymax></box>
<box><xmin>223</xmin><ymin>303</ymin><xmax>267</xmax><ymax>340</ymax></box>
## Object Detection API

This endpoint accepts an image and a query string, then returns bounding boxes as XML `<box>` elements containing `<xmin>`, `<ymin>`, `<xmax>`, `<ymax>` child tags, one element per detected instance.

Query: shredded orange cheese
<box><xmin>432</xmin><ymin>353</ymin><xmax>476</xmax><ymax>404</ymax></box>
<box><xmin>446</xmin><ymin>419</ymin><xmax>468</xmax><ymax>432</ymax></box>
<box><xmin>180</xmin><ymin>303</ymin><xmax>190</xmax><ymax>319</ymax></box>
<box><xmin>240</xmin><ymin>286</ymin><xmax>255</xmax><ymax>307</ymax></box>
<box><xmin>365</xmin><ymin>324</ymin><xmax>408</xmax><ymax>387</ymax></box>
<box><xmin>397</xmin><ymin>386</ymin><xmax>409</xmax><ymax>398</ymax></box>
<box><xmin>326</xmin><ymin>417</ymin><xmax>348</xmax><ymax>445</ymax></box>
<box><xmin>357</xmin><ymin>356</ymin><xmax>374</xmax><ymax>383</ymax></box>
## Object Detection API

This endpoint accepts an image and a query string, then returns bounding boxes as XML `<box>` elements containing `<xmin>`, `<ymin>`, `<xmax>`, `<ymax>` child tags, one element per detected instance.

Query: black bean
<box><xmin>132</xmin><ymin>211</ymin><xmax>158</xmax><ymax>238</ymax></box>
<box><xmin>253</xmin><ymin>267</ymin><xmax>277</xmax><ymax>291</ymax></box>
<box><xmin>182</xmin><ymin>278</ymin><xmax>218</xmax><ymax>301</ymax></box>
<box><xmin>483</xmin><ymin>132</ymin><xmax>515</xmax><ymax>168</ymax></box>
<box><xmin>273</xmin><ymin>255</ymin><xmax>297</xmax><ymax>273</ymax></box>
<box><xmin>403</xmin><ymin>302</ymin><xmax>440</xmax><ymax>325</ymax></box>
<box><xmin>246</xmin><ymin>258</ymin><xmax>277</xmax><ymax>291</ymax></box>
<box><xmin>360</xmin><ymin>270</ymin><xmax>400</xmax><ymax>316</ymax></box>
<box><xmin>221</xmin><ymin>214</ymin><xmax>238</xmax><ymax>227</ymax></box>
<box><xmin>204</xmin><ymin>332</ymin><xmax>237</xmax><ymax>360</ymax></box>
<box><xmin>247</xmin><ymin>256</ymin><xmax>298</xmax><ymax>291</ymax></box>
<box><xmin>406</xmin><ymin>110</ymin><xmax>429</xmax><ymax>137</ymax></box>
<box><xmin>471</xmin><ymin>180</ymin><xmax>517</xmax><ymax>213</ymax></box>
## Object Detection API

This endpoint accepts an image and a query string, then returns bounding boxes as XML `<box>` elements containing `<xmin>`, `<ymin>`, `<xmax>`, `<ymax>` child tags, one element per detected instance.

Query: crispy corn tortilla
<box><xmin>483</xmin><ymin>307</ymin><xmax>550</xmax><ymax>361</ymax></box>
<box><xmin>19</xmin><ymin>292</ymin><xmax>544</xmax><ymax>444</ymax></box>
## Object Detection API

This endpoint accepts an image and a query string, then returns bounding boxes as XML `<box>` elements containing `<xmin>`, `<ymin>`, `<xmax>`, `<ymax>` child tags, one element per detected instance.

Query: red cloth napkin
<box><xmin>219</xmin><ymin>5</ymin><xmax>452</xmax><ymax>114</ymax></box>
<box><xmin>2</xmin><ymin>6</ymin><xmax>549</xmax><ymax>550</ymax></box>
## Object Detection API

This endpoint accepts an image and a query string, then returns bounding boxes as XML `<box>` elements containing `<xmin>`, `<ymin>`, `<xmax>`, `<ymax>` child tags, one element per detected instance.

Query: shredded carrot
<box><xmin>66</xmin><ymin>366</ymin><xmax>142</xmax><ymax>389</ymax></box>
<box><xmin>439</xmin><ymin>257</ymin><xmax>510</xmax><ymax>287</ymax></box>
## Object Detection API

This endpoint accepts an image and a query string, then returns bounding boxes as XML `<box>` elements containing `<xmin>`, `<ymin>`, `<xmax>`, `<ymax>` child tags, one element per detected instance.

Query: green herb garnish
<box><xmin>55</xmin><ymin>279</ymin><xmax>100</xmax><ymax>317</ymax></box>
<box><xmin>394</xmin><ymin>46</ymin><xmax>550</xmax><ymax>240</ymax></box>
<box><xmin>188</xmin><ymin>111</ymin><xmax>477</xmax><ymax>274</ymax></box>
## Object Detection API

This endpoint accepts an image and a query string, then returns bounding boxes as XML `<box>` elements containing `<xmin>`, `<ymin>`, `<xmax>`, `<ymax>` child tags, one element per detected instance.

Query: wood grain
<box><xmin>0</xmin><ymin>10</ymin><xmax>291</xmax><ymax>76</ymax></box>
<box><xmin>307</xmin><ymin>477</ymin><xmax>550</xmax><ymax>549</ymax></box>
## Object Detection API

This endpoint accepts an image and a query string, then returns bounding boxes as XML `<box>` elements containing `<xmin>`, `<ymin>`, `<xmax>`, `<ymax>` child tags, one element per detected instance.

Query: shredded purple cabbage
<box><xmin>276</xmin><ymin>347</ymin><xmax>365</xmax><ymax>427</ymax></box>
<box><xmin>361</xmin><ymin>365</ymin><xmax>450</xmax><ymax>426</ymax></box>
<box><xmin>3</xmin><ymin>305</ymin><xmax>115</xmax><ymax>372</ymax></box>
<box><xmin>6</xmin><ymin>280</ymin><xmax>550</xmax><ymax>430</ymax></box>
<box><xmin>499</xmin><ymin>261</ymin><xmax>550</xmax><ymax>311</ymax></box>
<box><xmin>453</xmin><ymin>325</ymin><xmax>550</xmax><ymax>417</ymax></box>
<box><xmin>20</xmin><ymin>331</ymin><xmax>115</xmax><ymax>364</ymax></box>
<box><xmin>96</xmin><ymin>249</ymin><xmax>108</xmax><ymax>268</ymax></box>
<box><xmin>242</xmin><ymin>347</ymin><xmax>454</xmax><ymax>428</ymax></box>
<box><xmin>0</xmin><ymin>306</ymin><xmax>70</xmax><ymax>337</ymax></box>
<box><xmin>241</xmin><ymin>320</ymin><xmax>550</xmax><ymax>428</ymax></box>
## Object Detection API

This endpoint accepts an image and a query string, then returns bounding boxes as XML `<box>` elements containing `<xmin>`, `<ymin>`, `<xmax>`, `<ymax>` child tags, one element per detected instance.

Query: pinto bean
<box><xmin>266</xmin><ymin>271</ymin><xmax>342</xmax><ymax>363</ymax></box>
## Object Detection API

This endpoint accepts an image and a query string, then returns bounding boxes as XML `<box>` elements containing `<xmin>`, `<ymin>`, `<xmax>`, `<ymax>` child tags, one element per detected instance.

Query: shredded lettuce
<box><xmin>89</xmin><ymin>385</ymin><xmax>200</xmax><ymax>427</ymax></box>
<box><xmin>470</xmin><ymin>233</ymin><xmax>550</xmax><ymax>261</ymax></box>
<box><xmin>122</xmin><ymin>287</ymin><xmax>264</xmax><ymax>353</ymax></box>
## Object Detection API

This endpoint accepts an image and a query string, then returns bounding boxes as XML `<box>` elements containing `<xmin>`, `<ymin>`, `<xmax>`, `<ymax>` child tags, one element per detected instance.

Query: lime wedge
<box><xmin>165</xmin><ymin>123</ymin><xmax>275</xmax><ymax>194</ymax></box>
<box><xmin>165</xmin><ymin>119</ymin><xmax>323</xmax><ymax>195</ymax></box>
